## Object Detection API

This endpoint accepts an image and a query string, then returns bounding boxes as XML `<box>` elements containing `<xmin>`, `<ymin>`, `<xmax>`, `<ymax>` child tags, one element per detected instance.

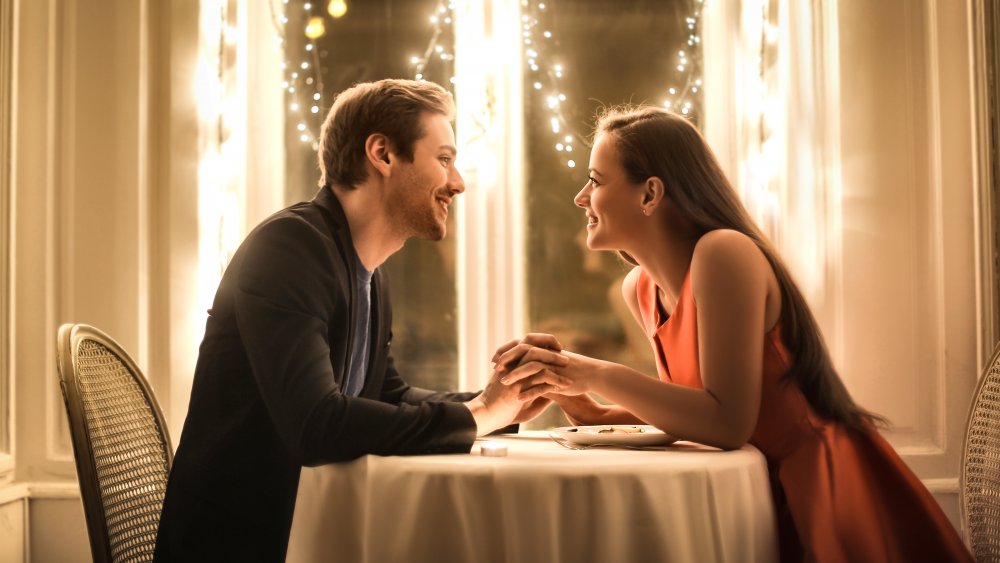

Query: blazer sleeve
<box><xmin>379</xmin><ymin>351</ymin><xmax>480</xmax><ymax>404</ymax></box>
<box><xmin>234</xmin><ymin>216</ymin><xmax>476</xmax><ymax>465</ymax></box>
<box><xmin>378</xmin><ymin>342</ymin><xmax>518</xmax><ymax>435</ymax></box>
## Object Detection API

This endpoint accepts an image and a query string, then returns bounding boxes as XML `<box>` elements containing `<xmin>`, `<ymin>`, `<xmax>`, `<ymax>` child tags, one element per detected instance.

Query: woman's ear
<box><xmin>365</xmin><ymin>133</ymin><xmax>392</xmax><ymax>177</ymax></box>
<box><xmin>641</xmin><ymin>176</ymin><xmax>666</xmax><ymax>214</ymax></box>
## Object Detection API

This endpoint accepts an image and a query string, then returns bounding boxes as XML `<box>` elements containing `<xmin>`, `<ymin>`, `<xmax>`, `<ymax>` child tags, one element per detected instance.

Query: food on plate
<box><xmin>598</xmin><ymin>426</ymin><xmax>645</xmax><ymax>434</ymax></box>
<box><xmin>566</xmin><ymin>426</ymin><xmax>647</xmax><ymax>434</ymax></box>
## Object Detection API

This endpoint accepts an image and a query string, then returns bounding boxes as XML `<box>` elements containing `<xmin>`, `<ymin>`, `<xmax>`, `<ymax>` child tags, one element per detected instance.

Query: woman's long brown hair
<box><xmin>596</xmin><ymin>105</ymin><xmax>884</xmax><ymax>429</ymax></box>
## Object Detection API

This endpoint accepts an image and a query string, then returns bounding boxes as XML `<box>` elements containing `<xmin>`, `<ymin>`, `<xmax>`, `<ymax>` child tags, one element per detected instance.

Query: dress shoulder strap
<box><xmin>633</xmin><ymin>268</ymin><xmax>658</xmax><ymax>337</ymax></box>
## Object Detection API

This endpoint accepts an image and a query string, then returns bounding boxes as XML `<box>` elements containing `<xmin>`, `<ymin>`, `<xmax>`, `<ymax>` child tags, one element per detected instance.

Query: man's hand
<box><xmin>465</xmin><ymin>333</ymin><xmax>567</xmax><ymax>436</ymax></box>
<box><xmin>464</xmin><ymin>368</ymin><xmax>534</xmax><ymax>436</ymax></box>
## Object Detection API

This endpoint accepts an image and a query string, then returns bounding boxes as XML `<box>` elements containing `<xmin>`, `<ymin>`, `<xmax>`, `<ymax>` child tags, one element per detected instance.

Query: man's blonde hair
<box><xmin>317</xmin><ymin>79</ymin><xmax>455</xmax><ymax>189</ymax></box>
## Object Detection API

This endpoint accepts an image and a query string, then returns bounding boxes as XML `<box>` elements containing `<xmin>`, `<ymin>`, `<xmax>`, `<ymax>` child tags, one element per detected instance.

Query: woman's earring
<box><xmin>642</xmin><ymin>207</ymin><xmax>649</xmax><ymax>216</ymax></box>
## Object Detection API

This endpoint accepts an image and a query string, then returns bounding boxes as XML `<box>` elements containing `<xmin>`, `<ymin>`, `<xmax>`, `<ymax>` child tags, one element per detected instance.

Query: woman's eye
<box><xmin>588</xmin><ymin>177</ymin><xmax>600</xmax><ymax>187</ymax></box>
<box><xmin>440</xmin><ymin>157</ymin><xmax>452</xmax><ymax>166</ymax></box>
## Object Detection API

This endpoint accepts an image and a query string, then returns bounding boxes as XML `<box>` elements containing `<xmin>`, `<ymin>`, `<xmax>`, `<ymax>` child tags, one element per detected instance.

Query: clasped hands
<box><xmin>466</xmin><ymin>333</ymin><xmax>606</xmax><ymax>436</ymax></box>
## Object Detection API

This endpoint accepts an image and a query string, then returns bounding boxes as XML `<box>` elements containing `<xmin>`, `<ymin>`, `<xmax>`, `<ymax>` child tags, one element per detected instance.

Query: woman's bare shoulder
<box><xmin>620</xmin><ymin>265</ymin><xmax>643</xmax><ymax>317</ymax></box>
<box><xmin>690</xmin><ymin>229</ymin><xmax>770</xmax><ymax>294</ymax></box>
<box><xmin>622</xmin><ymin>265</ymin><xmax>642</xmax><ymax>294</ymax></box>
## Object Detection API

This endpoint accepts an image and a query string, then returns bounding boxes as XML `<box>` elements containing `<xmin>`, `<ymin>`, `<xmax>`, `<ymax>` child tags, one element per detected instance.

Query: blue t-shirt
<box><xmin>343</xmin><ymin>253</ymin><xmax>372</xmax><ymax>397</ymax></box>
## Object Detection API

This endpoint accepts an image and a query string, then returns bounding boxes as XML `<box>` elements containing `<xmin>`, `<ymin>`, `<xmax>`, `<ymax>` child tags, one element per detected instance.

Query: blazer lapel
<box><xmin>359</xmin><ymin>269</ymin><xmax>390</xmax><ymax>398</ymax></box>
<box><xmin>312</xmin><ymin>187</ymin><xmax>357</xmax><ymax>387</ymax></box>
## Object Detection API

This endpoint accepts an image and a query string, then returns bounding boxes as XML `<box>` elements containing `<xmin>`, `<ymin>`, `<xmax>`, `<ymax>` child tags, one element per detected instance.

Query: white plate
<box><xmin>549</xmin><ymin>425</ymin><xmax>677</xmax><ymax>447</ymax></box>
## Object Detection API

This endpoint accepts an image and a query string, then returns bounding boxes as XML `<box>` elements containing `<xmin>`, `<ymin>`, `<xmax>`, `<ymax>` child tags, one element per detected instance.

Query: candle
<box><xmin>479</xmin><ymin>441</ymin><xmax>508</xmax><ymax>457</ymax></box>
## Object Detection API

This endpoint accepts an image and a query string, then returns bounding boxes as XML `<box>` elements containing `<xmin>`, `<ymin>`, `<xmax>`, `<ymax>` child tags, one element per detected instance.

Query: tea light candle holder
<box><xmin>480</xmin><ymin>441</ymin><xmax>508</xmax><ymax>457</ymax></box>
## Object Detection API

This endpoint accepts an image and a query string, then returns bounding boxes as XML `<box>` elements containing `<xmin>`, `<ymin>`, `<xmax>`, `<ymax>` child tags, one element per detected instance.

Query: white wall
<box><xmin>830</xmin><ymin>0</ymin><xmax>980</xmax><ymax>526</ymax></box>
<box><xmin>3</xmin><ymin>0</ymin><xmax>201</xmax><ymax>559</ymax></box>
<box><xmin>707</xmin><ymin>0</ymin><xmax>983</xmax><ymax>532</ymax></box>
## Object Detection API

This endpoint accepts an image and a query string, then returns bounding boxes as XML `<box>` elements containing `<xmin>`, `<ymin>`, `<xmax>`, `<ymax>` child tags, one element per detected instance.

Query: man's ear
<box><xmin>365</xmin><ymin>133</ymin><xmax>392</xmax><ymax>177</ymax></box>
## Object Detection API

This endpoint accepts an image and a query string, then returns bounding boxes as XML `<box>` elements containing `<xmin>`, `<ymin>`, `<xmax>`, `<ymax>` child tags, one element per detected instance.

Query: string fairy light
<box><xmin>328</xmin><ymin>0</ymin><xmax>347</xmax><ymax>18</ymax></box>
<box><xmin>662</xmin><ymin>0</ymin><xmax>704</xmax><ymax>121</ymax></box>
<box><xmin>409</xmin><ymin>1</ymin><xmax>457</xmax><ymax>89</ymax></box>
<box><xmin>519</xmin><ymin>0</ymin><xmax>581</xmax><ymax>169</ymax></box>
<box><xmin>521</xmin><ymin>0</ymin><xmax>705</xmax><ymax>168</ymax></box>
<box><xmin>270</xmin><ymin>0</ymin><xmax>331</xmax><ymax>148</ymax></box>
<box><xmin>272</xmin><ymin>0</ymin><xmax>703</xmax><ymax>156</ymax></box>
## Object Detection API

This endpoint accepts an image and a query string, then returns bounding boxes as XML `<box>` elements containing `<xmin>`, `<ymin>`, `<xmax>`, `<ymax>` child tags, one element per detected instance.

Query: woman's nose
<box><xmin>574</xmin><ymin>184</ymin><xmax>591</xmax><ymax>208</ymax></box>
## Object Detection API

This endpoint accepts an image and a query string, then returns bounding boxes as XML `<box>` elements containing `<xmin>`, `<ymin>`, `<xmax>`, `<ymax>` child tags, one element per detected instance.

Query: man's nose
<box><xmin>449</xmin><ymin>166</ymin><xmax>466</xmax><ymax>194</ymax></box>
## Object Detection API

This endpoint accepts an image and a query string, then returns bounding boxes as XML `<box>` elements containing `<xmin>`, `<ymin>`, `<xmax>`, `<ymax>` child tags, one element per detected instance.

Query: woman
<box><xmin>496</xmin><ymin>106</ymin><xmax>971</xmax><ymax>562</ymax></box>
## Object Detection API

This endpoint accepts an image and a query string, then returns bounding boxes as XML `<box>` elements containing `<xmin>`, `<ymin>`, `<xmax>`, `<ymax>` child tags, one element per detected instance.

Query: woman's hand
<box><xmin>546</xmin><ymin>392</ymin><xmax>608</xmax><ymax>426</ymax></box>
<box><xmin>491</xmin><ymin>333</ymin><xmax>564</xmax><ymax>371</ymax></box>
<box><xmin>512</xmin><ymin>395</ymin><xmax>553</xmax><ymax>424</ymax></box>
<box><xmin>498</xmin><ymin>349</ymin><xmax>607</xmax><ymax>400</ymax></box>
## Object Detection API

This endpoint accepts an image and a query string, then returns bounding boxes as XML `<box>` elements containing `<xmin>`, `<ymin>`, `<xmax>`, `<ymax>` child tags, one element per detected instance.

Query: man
<box><xmin>154</xmin><ymin>79</ymin><xmax>556</xmax><ymax>561</ymax></box>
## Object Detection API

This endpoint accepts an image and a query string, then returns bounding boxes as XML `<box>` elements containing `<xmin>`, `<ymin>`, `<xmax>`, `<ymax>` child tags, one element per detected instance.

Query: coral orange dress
<box><xmin>635</xmin><ymin>268</ymin><xmax>971</xmax><ymax>562</ymax></box>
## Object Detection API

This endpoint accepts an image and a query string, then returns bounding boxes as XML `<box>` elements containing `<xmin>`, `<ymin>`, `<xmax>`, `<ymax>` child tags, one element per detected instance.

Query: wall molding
<box><xmin>924</xmin><ymin>477</ymin><xmax>960</xmax><ymax>494</ymax></box>
<box><xmin>47</xmin><ymin>0</ymin><xmax>71</xmax><ymax>465</ymax></box>
<box><xmin>0</xmin><ymin>481</ymin><xmax>79</xmax><ymax>506</ymax></box>
<box><xmin>971</xmin><ymin>0</ymin><xmax>1000</xmax><ymax>371</ymax></box>
<box><xmin>0</xmin><ymin>0</ymin><xmax>13</xmax><ymax>480</ymax></box>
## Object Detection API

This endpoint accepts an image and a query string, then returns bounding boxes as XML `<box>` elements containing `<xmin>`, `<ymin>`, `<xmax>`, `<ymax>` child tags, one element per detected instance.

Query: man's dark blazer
<box><xmin>154</xmin><ymin>187</ymin><xmax>478</xmax><ymax>562</ymax></box>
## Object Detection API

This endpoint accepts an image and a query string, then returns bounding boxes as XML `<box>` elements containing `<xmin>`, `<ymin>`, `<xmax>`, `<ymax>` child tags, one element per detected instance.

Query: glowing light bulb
<box><xmin>305</xmin><ymin>17</ymin><xmax>326</xmax><ymax>39</ymax></box>
<box><xmin>328</xmin><ymin>0</ymin><xmax>348</xmax><ymax>19</ymax></box>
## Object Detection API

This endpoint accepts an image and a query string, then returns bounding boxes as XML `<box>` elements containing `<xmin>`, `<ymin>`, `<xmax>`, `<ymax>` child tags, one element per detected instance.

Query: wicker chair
<box><xmin>56</xmin><ymin>323</ymin><xmax>173</xmax><ymax>563</ymax></box>
<box><xmin>962</xmin><ymin>343</ymin><xmax>1000</xmax><ymax>560</ymax></box>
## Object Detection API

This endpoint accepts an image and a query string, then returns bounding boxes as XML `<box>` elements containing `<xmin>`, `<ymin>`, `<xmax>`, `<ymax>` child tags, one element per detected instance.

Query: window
<box><xmin>282</xmin><ymin>0</ymin><xmax>460</xmax><ymax>390</ymax></box>
<box><xmin>524</xmin><ymin>0</ymin><xmax>699</xmax><ymax>378</ymax></box>
<box><xmin>278</xmin><ymin>0</ymin><xmax>702</xmax><ymax>399</ymax></box>
<box><xmin>519</xmin><ymin>0</ymin><xmax>702</xmax><ymax>426</ymax></box>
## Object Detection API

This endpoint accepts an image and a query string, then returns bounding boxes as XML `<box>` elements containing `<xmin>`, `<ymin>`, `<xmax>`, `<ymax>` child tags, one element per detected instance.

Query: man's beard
<box><xmin>387</xmin><ymin>191</ymin><xmax>446</xmax><ymax>241</ymax></box>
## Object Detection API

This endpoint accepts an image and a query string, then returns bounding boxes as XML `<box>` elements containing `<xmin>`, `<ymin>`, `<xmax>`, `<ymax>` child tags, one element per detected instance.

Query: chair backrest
<box><xmin>961</xmin><ymin>343</ymin><xmax>1000</xmax><ymax>560</ymax></box>
<box><xmin>56</xmin><ymin>323</ymin><xmax>173</xmax><ymax>563</ymax></box>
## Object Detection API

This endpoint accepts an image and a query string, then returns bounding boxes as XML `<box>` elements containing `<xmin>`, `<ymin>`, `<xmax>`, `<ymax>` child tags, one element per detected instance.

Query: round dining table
<box><xmin>286</xmin><ymin>431</ymin><xmax>778</xmax><ymax>563</ymax></box>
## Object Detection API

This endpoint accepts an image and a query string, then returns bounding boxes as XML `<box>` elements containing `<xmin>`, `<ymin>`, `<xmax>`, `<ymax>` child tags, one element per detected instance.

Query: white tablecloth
<box><xmin>287</xmin><ymin>431</ymin><xmax>777</xmax><ymax>563</ymax></box>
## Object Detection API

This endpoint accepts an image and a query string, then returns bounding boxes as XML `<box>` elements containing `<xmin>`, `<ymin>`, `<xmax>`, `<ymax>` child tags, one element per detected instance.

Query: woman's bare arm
<box><xmin>499</xmin><ymin>230</ymin><xmax>774</xmax><ymax>450</ymax></box>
